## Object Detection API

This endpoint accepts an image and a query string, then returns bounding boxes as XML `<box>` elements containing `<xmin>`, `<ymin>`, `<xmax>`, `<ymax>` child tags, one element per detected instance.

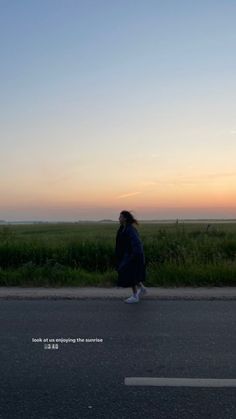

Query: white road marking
<box><xmin>124</xmin><ymin>377</ymin><xmax>236</xmax><ymax>387</ymax></box>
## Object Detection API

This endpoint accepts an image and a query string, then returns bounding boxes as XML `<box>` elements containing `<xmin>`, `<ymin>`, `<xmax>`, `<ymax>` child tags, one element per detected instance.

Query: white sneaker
<box><xmin>137</xmin><ymin>286</ymin><xmax>147</xmax><ymax>298</ymax></box>
<box><xmin>124</xmin><ymin>295</ymin><xmax>139</xmax><ymax>304</ymax></box>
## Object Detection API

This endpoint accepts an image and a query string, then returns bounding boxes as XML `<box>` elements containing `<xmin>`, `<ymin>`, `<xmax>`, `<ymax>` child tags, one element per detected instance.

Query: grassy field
<box><xmin>0</xmin><ymin>222</ymin><xmax>236</xmax><ymax>286</ymax></box>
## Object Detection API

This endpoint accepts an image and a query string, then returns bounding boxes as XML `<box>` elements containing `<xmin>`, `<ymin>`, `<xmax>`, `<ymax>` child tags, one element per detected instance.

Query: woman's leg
<box><xmin>132</xmin><ymin>285</ymin><xmax>138</xmax><ymax>295</ymax></box>
<box><xmin>137</xmin><ymin>281</ymin><xmax>147</xmax><ymax>297</ymax></box>
<box><xmin>124</xmin><ymin>285</ymin><xmax>139</xmax><ymax>303</ymax></box>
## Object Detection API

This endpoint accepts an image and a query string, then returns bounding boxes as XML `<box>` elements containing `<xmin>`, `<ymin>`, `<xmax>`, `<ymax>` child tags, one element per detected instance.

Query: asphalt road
<box><xmin>0</xmin><ymin>299</ymin><xmax>236</xmax><ymax>419</ymax></box>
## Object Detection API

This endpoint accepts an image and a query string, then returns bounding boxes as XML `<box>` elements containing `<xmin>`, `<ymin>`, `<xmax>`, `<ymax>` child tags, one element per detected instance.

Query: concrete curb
<box><xmin>1</xmin><ymin>287</ymin><xmax>236</xmax><ymax>300</ymax></box>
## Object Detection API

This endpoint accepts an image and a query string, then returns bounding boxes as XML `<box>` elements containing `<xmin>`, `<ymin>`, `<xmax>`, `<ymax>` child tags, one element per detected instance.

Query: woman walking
<box><xmin>115</xmin><ymin>210</ymin><xmax>147</xmax><ymax>303</ymax></box>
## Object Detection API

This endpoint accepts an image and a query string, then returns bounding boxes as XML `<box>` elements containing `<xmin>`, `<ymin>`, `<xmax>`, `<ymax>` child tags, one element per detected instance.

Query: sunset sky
<box><xmin>1</xmin><ymin>1</ymin><xmax>236</xmax><ymax>221</ymax></box>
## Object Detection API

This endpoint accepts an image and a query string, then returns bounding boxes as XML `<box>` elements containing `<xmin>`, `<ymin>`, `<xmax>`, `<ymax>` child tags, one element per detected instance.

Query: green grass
<box><xmin>0</xmin><ymin>222</ymin><xmax>236</xmax><ymax>286</ymax></box>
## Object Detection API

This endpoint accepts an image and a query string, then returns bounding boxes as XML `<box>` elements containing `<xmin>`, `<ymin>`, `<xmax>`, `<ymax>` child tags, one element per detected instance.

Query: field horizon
<box><xmin>1</xmin><ymin>218</ymin><xmax>236</xmax><ymax>225</ymax></box>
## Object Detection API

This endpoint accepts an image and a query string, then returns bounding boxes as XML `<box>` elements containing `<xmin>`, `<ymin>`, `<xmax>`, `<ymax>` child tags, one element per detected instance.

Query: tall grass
<box><xmin>0</xmin><ymin>223</ymin><xmax>236</xmax><ymax>286</ymax></box>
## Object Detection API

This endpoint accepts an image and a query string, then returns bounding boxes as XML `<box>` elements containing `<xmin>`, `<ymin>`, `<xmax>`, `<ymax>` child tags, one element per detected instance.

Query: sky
<box><xmin>1</xmin><ymin>0</ymin><xmax>236</xmax><ymax>221</ymax></box>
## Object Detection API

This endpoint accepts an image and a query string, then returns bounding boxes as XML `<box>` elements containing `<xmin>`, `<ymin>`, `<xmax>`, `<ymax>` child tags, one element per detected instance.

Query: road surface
<box><xmin>0</xmin><ymin>299</ymin><xmax>236</xmax><ymax>418</ymax></box>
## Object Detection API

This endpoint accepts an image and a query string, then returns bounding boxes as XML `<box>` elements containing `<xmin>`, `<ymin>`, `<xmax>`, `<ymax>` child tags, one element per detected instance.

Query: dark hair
<box><xmin>120</xmin><ymin>210</ymin><xmax>139</xmax><ymax>226</ymax></box>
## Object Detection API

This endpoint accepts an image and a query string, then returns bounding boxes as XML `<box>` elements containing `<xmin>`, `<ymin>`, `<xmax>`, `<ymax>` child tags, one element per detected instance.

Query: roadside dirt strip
<box><xmin>1</xmin><ymin>286</ymin><xmax>236</xmax><ymax>300</ymax></box>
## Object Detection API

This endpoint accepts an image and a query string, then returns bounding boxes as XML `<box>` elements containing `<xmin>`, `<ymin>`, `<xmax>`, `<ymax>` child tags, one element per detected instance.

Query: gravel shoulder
<box><xmin>1</xmin><ymin>286</ymin><xmax>236</xmax><ymax>300</ymax></box>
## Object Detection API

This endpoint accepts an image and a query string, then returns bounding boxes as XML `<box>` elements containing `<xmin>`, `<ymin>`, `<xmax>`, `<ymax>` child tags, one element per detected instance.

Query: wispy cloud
<box><xmin>230</xmin><ymin>130</ymin><xmax>236</xmax><ymax>135</ymax></box>
<box><xmin>116</xmin><ymin>191</ymin><xmax>141</xmax><ymax>199</ymax></box>
<box><xmin>199</xmin><ymin>172</ymin><xmax>236</xmax><ymax>179</ymax></box>
<box><xmin>160</xmin><ymin>172</ymin><xmax>236</xmax><ymax>185</ymax></box>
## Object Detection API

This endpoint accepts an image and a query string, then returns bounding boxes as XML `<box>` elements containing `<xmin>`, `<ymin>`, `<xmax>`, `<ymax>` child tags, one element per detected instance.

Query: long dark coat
<box><xmin>115</xmin><ymin>223</ymin><xmax>146</xmax><ymax>287</ymax></box>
